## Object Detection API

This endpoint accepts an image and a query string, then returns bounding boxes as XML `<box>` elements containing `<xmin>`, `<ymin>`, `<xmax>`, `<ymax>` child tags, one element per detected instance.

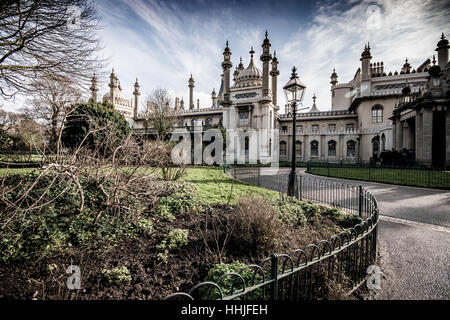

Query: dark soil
<box><xmin>0</xmin><ymin>203</ymin><xmax>347</xmax><ymax>300</ymax></box>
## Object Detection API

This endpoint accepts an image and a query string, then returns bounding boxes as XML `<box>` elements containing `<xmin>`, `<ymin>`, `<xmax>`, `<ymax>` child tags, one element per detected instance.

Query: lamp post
<box><xmin>283</xmin><ymin>66</ymin><xmax>307</xmax><ymax>197</ymax></box>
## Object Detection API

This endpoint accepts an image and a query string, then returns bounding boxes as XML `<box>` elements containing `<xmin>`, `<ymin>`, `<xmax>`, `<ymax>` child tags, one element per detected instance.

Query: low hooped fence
<box><xmin>164</xmin><ymin>167</ymin><xmax>379</xmax><ymax>300</ymax></box>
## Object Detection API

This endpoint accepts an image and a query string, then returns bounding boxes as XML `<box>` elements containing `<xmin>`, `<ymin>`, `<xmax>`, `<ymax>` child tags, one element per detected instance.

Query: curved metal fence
<box><xmin>165</xmin><ymin>167</ymin><xmax>379</xmax><ymax>300</ymax></box>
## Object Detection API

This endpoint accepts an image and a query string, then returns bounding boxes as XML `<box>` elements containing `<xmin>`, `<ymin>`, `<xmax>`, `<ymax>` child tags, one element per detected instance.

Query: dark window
<box><xmin>311</xmin><ymin>140</ymin><xmax>319</xmax><ymax>157</ymax></box>
<box><xmin>280</xmin><ymin>141</ymin><xmax>287</xmax><ymax>156</ymax></box>
<box><xmin>328</xmin><ymin>140</ymin><xmax>336</xmax><ymax>156</ymax></box>
<box><xmin>239</xmin><ymin>111</ymin><xmax>249</xmax><ymax>125</ymax></box>
<box><xmin>346</xmin><ymin>123</ymin><xmax>354</xmax><ymax>131</ymax></box>
<box><xmin>347</xmin><ymin>140</ymin><xmax>356</xmax><ymax>157</ymax></box>
<box><xmin>329</xmin><ymin>124</ymin><xmax>336</xmax><ymax>131</ymax></box>
<box><xmin>296</xmin><ymin>140</ymin><xmax>302</xmax><ymax>156</ymax></box>
<box><xmin>372</xmin><ymin>105</ymin><xmax>383</xmax><ymax>123</ymax></box>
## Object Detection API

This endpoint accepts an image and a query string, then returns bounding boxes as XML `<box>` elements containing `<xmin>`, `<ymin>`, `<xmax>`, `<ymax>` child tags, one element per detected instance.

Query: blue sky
<box><xmin>3</xmin><ymin>0</ymin><xmax>450</xmax><ymax>113</ymax></box>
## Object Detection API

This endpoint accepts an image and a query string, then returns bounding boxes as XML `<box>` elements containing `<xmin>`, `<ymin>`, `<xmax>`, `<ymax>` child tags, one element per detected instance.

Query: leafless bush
<box><xmin>191</xmin><ymin>205</ymin><xmax>237</xmax><ymax>264</ymax></box>
<box><xmin>231</xmin><ymin>196</ymin><xmax>283</xmax><ymax>256</ymax></box>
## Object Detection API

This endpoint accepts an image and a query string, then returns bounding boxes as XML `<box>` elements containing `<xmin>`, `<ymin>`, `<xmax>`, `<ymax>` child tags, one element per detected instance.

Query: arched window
<box><xmin>296</xmin><ymin>141</ymin><xmax>302</xmax><ymax>157</ymax></box>
<box><xmin>310</xmin><ymin>140</ymin><xmax>319</xmax><ymax>157</ymax></box>
<box><xmin>328</xmin><ymin>140</ymin><xmax>337</xmax><ymax>156</ymax></box>
<box><xmin>347</xmin><ymin>140</ymin><xmax>356</xmax><ymax>157</ymax></box>
<box><xmin>280</xmin><ymin>141</ymin><xmax>287</xmax><ymax>156</ymax></box>
<box><xmin>372</xmin><ymin>105</ymin><xmax>383</xmax><ymax>123</ymax></box>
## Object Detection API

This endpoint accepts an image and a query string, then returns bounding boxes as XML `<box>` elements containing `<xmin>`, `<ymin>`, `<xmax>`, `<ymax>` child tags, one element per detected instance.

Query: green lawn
<box><xmin>0</xmin><ymin>166</ymin><xmax>280</xmax><ymax>205</ymax></box>
<box><xmin>182</xmin><ymin>167</ymin><xmax>280</xmax><ymax>204</ymax></box>
<box><xmin>308</xmin><ymin>167</ymin><xmax>450</xmax><ymax>189</ymax></box>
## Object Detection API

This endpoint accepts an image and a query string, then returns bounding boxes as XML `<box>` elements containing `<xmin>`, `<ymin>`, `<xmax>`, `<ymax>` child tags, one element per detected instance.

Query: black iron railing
<box><xmin>164</xmin><ymin>167</ymin><xmax>379</xmax><ymax>300</ymax></box>
<box><xmin>306</xmin><ymin>162</ymin><xmax>450</xmax><ymax>190</ymax></box>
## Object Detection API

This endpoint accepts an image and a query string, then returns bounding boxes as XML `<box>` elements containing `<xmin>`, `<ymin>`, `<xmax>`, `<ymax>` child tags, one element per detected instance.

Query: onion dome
<box><xmin>361</xmin><ymin>43</ymin><xmax>372</xmax><ymax>58</ymax></box>
<box><xmin>428</xmin><ymin>55</ymin><xmax>441</xmax><ymax>77</ymax></box>
<box><xmin>234</xmin><ymin>47</ymin><xmax>263</xmax><ymax>88</ymax></box>
<box><xmin>437</xmin><ymin>33</ymin><xmax>449</xmax><ymax>48</ymax></box>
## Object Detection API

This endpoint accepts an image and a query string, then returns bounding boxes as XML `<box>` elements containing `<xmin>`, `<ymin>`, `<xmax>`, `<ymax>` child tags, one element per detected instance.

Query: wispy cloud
<box><xmin>279</xmin><ymin>0</ymin><xmax>450</xmax><ymax>112</ymax></box>
<box><xmin>2</xmin><ymin>0</ymin><xmax>449</xmax><ymax>115</ymax></box>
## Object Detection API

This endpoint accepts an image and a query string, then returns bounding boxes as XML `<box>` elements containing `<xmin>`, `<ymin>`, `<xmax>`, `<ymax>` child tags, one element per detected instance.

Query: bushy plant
<box><xmin>154</xmin><ymin>183</ymin><xmax>204</xmax><ymax>221</ymax></box>
<box><xmin>156</xmin><ymin>228</ymin><xmax>189</xmax><ymax>262</ymax></box>
<box><xmin>338</xmin><ymin>214</ymin><xmax>363</xmax><ymax>228</ymax></box>
<box><xmin>231</xmin><ymin>196</ymin><xmax>282</xmax><ymax>256</ymax></box>
<box><xmin>101</xmin><ymin>266</ymin><xmax>132</xmax><ymax>284</ymax></box>
<box><xmin>204</xmin><ymin>261</ymin><xmax>263</xmax><ymax>298</ymax></box>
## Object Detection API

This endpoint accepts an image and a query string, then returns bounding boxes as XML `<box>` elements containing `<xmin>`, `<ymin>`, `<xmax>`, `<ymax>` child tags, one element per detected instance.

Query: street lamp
<box><xmin>283</xmin><ymin>66</ymin><xmax>307</xmax><ymax>197</ymax></box>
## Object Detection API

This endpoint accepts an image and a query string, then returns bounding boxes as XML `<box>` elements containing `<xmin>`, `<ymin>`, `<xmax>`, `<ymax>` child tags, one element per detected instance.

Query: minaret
<box><xmin>89</xmin><ymin>73</ymin><xmax>98</xmax><ymax>103</ymax></box>
<box><xmin>133</xmin><ymin>78</ymin><xmax>140</xmax><ymax>118</ymax></box>
<box><xmin>270</xmin><ymin>50</ymin><xmax>279</xmax><ymax>106</ymax></box>
<box><xmin>221</xmin><ymin>40</ymin><xmax>232</xmax><ymax>106</ymax></box>
<box><xmin>211</xmin><ymin>88</ymin><xmax>217</xmax><ymax>107</ymax></box>
<box><xmin>175</xmin><ymin>97</ymin><xmax>180</xmax><ymax>110</ymax></box>
<box><xmin>188</xmin><ymin>74</ymin><xmax>195</xmax><ymax>110</ymax></box>
<box><xmin>436</xmin><ymin>33</ymin><xmax>449</xmax><ymax>68</ymax></box>
<box><xmin>360</xmin><ymin>43</ymin><xmax>372</xmax><ymax>81</ymax></box>
<box><xmin>330</xmin><ymin>68</ymin><xmax>338</xmax><ymax>86</ymax></box>
<box><xmin>260</xmin><ymin>30</ymin><xmax>272</xmax><ymax>97</ymax></box>
<box><xmin>108</xmin><ymin>68</ymin><xmax>118</xmax><ymax>106</ymax></box>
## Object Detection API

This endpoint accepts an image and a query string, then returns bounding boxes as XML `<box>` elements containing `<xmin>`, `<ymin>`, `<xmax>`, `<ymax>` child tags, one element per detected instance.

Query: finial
<box><xmin>442</xmin><ymin>33</ymin><xmax>445</xmax><ymax>40</ymax></box>
<box><xmin>274</xmin><ymin>50</ymin><xmax>276</xmax><ymax>57</ymax></box>
<box><xmin>249</xmin><ymin>46</ymin><xmax>255</xmax><ymax>57</ymax></box>
<box><xmin>312</xmin><ymin>93</ymin><xmax>316</xmax><ymax>103</ymax></box>
<box><xmin>432</xmin><ymin>55</ymin><xmax>436</xmax><ymax>65</ymax></box>
<box><xmin>265</xmin><ymin>30</ymin><xmax>268</xmax><ymax>38</ymax></box>
<box><xmin>367</xmin><ymin>42</ymin><xmax>370</xmax><ymax>49</ymax></box>
<box><xmin>333</xmin><ymin>67</ymin><xmax>336</xmax><ymax>72</ymax></box>
<box><xmin>240</xmin><ymin>56</ymin><xmax>242</xmax><ymax>63</ymax></box>
<box><xmin>290</xmin><ymin>66</ymin><xmax>298</xmax><ymax>79</ymax></box>
<box><xmin>406</xmin><ymin>57</ymin><xmax>408</xmax><ymax>63</ymax></box>
<box><xmin>226</xmin><ymin>40</ymin><xmax>229</xmax><ymax>47</ymax></box>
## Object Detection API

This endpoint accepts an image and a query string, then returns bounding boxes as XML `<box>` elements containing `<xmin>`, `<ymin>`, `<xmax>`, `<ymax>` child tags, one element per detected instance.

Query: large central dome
<box><xmin>233</xmin><ymin>48</ymin><xmax>263</xmax><ymax>88</ymax></box>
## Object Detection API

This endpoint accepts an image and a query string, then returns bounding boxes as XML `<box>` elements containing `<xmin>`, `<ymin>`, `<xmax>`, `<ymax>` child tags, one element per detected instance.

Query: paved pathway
<box><xmin>258</xmin><ymin>168</ymin><xmax>450</xmax><ymax>299</ymax></box>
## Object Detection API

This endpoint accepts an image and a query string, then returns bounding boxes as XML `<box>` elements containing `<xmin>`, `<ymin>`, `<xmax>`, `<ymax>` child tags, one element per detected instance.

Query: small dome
<box><xmin>437</xmin><ymin>33</ymin><xmax>449</xmax><ymax>48</ymax></box>
<box><xmin>234</xmin><ymin>47</ymin><xmax>263</xmax><ymax>87</ymax></box>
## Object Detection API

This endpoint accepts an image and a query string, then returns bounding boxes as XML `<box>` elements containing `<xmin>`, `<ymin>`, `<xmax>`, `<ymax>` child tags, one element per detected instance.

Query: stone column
<box><xmin>446</xmin><ymin>109</ymin><xmax>450</xmax><ymax>167</ymax></box>
<box><xmin>392</xmin><ymin>119</ymin><xmax>397</xmax><ymax>149</ymax></box>
<box><xmin>415</xmin><ymin>111</ymin><xmax>423</xmax><ymax>162</ymax></box>
<box><xmin>422</xmin><ymin>108</ymin><xmax>433</xmax><ymax>165</ymax></box>
<box><xmin>396</xmin><ymin>120</ymin><xmax>403</xmax><ymax>150</ymax></box>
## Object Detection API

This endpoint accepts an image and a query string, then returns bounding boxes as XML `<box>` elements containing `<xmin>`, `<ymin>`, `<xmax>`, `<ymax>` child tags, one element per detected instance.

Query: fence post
<box><xmin>270</xmin><ymin>254</ymin><xmax>279</xmax><ymax>300</ymax></box>
<box><xmin>298</xmin><ymin>175</ymin><xmax>302</xmax><ymax>200</ymax></box>
<box><xmin>258</xmin><ymin>167</ymin><xmax>261</xmax><ymax>187</ymax></box>
<box><xmin>358</xmin><ymin>185</ymin><xmax>363</xmax><ymax>217</ymax></box>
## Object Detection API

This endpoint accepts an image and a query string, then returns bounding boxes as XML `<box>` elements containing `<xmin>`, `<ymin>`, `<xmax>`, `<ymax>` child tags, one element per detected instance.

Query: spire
<box><xmin>309</xmin><ymin>94</ymin><xmax>320</xmax><ymax>112</ymax></box>
<box><xmin>238</xmin><ymin>56</ymin><xmax>244</xmax><ymax>70</ymax></box>
<box><xmin>248</xmin><ymin>47</ymin><xmax>256</xmax><ymax>68</ymax></box>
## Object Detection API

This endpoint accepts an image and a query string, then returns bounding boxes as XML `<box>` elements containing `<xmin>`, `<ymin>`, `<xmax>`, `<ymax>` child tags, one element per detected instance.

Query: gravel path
<box><xmin>257</xmin><ymin>167</ymin><xmax>450</xmax><ymax>299</ymax></box>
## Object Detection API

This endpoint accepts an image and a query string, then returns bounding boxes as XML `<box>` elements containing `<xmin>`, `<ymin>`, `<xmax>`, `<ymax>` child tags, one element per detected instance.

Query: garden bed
<box><xmin>0</xmin><ymin>167</ymin><xmax>360</xmax><ymax>299</ymax></box>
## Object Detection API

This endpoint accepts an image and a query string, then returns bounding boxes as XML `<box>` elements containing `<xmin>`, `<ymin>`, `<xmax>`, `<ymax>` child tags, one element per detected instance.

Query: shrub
<box><xmin>326</xmin><ymin>207</ymin><xmax>345</xmax><ymax>219</ymax></box>
<box><xmin>231</xmin><ymin>196</ymin><xmax>283</xmax><ymax>256</ymax></box>
<box><xmin>272</xmin><ymin>198</ymin><xmax>307</xmax><ymax>226</ymax></box>
<box><xmin>338</xmin><ymin>214</ymin><xmax>363</xmax><ymax>228</ymax></box>
<box><xmin>101</xmin><ymin>266</ymin><xmax>132</xmax><ymax>284</ymax></box>
<box><xmin>204</xmin><ymin>261</ymin><xmax>263</xmax><ymax>298</ymax></box>
<box><xmin>154</xmin><ymin>183</ymin><xmax>204</xmax><ymax>221</ymax></box>
<box><xmin>156</xmin><ymin>228</ymin><xmax>189</xmax><ymax>262</ymax></box>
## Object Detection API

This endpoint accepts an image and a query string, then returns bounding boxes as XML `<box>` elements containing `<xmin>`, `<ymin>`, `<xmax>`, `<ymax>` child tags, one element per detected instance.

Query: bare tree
<box><xmin>144</xmin><ymin>88</ymin><xmax>175</xmax><ymax>141</ymax></box>
<box><xmin>23</xmin><ymin>75</ymin><xmax>82</xmax><ymax>152</ymax></box>
<box><xmin>0</xmin><ymin>0</ymin><xmax>104</xmax><ymax>99</ymax></box>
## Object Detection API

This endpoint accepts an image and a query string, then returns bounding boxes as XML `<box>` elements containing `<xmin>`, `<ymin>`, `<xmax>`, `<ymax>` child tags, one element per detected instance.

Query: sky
<box><xmin>2</xmin><ymin>0</ymin><xmax>450</xmax><ymax>113</ymax></box>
